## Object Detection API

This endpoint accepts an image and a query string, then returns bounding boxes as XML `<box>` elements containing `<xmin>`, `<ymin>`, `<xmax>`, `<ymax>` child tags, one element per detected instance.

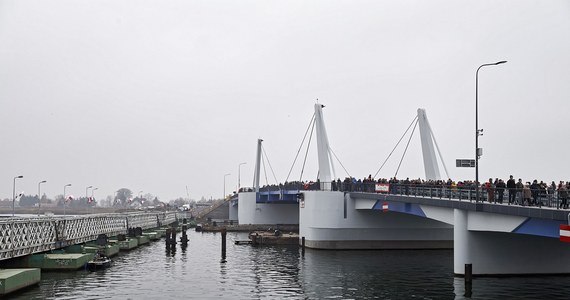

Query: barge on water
<box><xmin>246</xmin><ymin>230</ymin><xmax>299</xmax><ymax>246</ymax></box>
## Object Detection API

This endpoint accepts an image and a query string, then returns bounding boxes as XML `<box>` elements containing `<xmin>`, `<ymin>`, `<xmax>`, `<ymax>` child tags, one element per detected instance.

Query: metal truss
<box><xmin>0</xmin><ymin>212</ymin><xmax>178</xmax><ymax>261</ymax></box>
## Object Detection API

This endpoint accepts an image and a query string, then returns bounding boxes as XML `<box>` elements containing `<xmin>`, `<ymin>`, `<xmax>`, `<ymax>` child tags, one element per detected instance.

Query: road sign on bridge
<box><xmin>456</xmin><ymin>159</ymin><xmax>475</xmax><ymax>168</ymax></box>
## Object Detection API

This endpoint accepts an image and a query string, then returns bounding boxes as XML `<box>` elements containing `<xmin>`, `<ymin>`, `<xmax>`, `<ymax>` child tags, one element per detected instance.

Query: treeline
<box><xmin>17</xmin><ymin>194</ymin><xmax>96</xmax><ymax>208</ymax></box>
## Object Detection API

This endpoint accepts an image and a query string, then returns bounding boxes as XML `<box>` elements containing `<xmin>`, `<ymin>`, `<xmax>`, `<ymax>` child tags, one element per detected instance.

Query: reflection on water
<box><xmin>8</xmin><ymin>230</ymin><xmax>570</xmax><ymax>299</ymax></box>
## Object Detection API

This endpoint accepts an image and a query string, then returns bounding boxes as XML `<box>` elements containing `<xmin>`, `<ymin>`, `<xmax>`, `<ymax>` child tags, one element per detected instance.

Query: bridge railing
<box><xmin>243</xmin><ymin>181</ymin><xmax>565</xmax><ymax>210</ymax></box>
<box><xmin>0</xmin><ymin>211</ymin><xmax>179</xmax><ymax>261</ymax></box>
<box><xmin>0</xmin><ymin>218</ymin><xmax>59</xmax><ymax>260</ymax></box>
<box><xmin>353</xmin><ymin>183</ymin><xmax>564</xmax><ymax>209</ymax></box>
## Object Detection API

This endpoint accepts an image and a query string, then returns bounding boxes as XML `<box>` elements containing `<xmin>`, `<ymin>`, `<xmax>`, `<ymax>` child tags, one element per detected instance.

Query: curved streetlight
<box><xmin>475</xmin><ymin>60</ymin><xmax>507</xmax><ymax>202</ymax></box>
<box><xmin>238</xmin><ymin>162</ymin><xmax>247</xmax><ymax>191</ymax></box>
<box><xmin>91</xmin><ymin>187</ymin><xmax>98</xmax><ymax>198</ymax></box>
<box><xmin>223</xmin><ymin>173</ymin><xmax>231</xmax><ymax>200</ymax></box>
<box><xmin>90</xmin><ymin>187</ymin><xmax>98</xmax><ymax>213</ymax></box>
<box><xmin>37</xmin><ymin>180</ymin><xmax>47</xmax><ymax>216</ymax></box>
<box><xmin>63</xmin><ymin>183</ymin><xmax>72</xmax><ymax>216</ymax></box>
<box><xmin>12</xmin><ymin>175</ymin><xmax>23</xmax><ymax>217</ymax></box>
<box><xmin>86</xmin><ymin>186</ymin><xmax>93</xmax><ymax>201</ymax></box>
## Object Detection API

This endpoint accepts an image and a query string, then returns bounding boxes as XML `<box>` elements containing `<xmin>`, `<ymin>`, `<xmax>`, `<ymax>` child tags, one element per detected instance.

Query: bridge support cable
<box><xmin>425</xmin><ymin>117</ymin><xmax>450</xmax><ymax>179</ymax></box>
<box><xmin>261</xmin><ymin>148</ymin><xmax>269</xmax><ymax>187</ymax></box>
<box><xmin>329</xmin><ymin>147</ymin><xmax>351</xmax><ymax>179</ymax></box>
<box><xmin>395</xmin><ymin>118</ymin><xmax>419</xmax><ymax>179</ymax></box>
<box><xmin>285</xmin><ymin>113</ymin><xmax>316</xmax><ymax>183</ymax></box>
<box><xmin>261</xmin><ymin>144</ymin><xmax>280</xmax><ymax>185</ymax></box>
<box><xmin>299</xmin><ymin>116</ymin><xmax>316</xmax><ymax>183</ymax></box>
<box><xmin>328</xmin><ymin>147</ymin><xmax>338</xmax><ymax>180</ymax></box>
<box><xmin>373</xmin><ymin>115</ymin><xmax>419</xmax><ymax>179</ymax></box>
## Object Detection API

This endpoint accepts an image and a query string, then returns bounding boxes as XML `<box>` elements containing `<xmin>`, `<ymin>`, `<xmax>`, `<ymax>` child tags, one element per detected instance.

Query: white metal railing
<box><xmin>0</xmin><ymin>211</ymin><xmax>178</xmax><ymax>261</ymax></box>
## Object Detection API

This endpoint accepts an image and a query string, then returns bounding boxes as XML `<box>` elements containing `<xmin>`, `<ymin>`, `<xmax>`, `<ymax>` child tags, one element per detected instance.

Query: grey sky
<box><xmin>1</xmin><ymin>0</ymin><xmax>569</xmax><ymax>202</ymax></box>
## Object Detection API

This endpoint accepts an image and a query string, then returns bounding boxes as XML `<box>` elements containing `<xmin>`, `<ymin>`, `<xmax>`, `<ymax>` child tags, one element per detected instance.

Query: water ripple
<box><xmin>8</xmin><ymin>231</ymin><xmax>570</xmax><ymax>299</ymax></box>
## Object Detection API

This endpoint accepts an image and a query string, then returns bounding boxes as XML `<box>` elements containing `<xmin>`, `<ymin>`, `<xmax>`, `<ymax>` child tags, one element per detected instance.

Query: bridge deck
<box><xmin>350</xmin><ymin>192</ymin><xmax>569</xmax><ymax>221</ymax></box>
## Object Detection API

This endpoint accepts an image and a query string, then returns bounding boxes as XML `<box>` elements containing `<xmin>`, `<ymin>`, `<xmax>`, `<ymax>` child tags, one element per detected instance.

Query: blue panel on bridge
<box><xmin>372</xmin><ymin>201</ymin><xmax>427</xmax><ymax>218</ymax></box>
<box><xmin>513</xmin><ymin>218</ymin><xmax>564</xmax><ymax>238</ymax></box>
<box><xmin>256</xmin><ymin>191</ymin><xmax>299</xmax><ymax>204</ymax></box>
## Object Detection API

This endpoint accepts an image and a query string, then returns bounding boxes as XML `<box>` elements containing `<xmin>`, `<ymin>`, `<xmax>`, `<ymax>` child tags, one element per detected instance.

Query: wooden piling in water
<box><xmin>221</xmin><ymin>228</ymin><xmax>227</xmax><ymax>262</ymax></box>
<box><xmin>170</xmin><ymin>226</ymin><xmax>177</xmax><ymax>246</ymax></box>
<box><xmin>165</xmin><ymin>227</ymin><xmax>173</xmax><ymax>249</ymax></box>
<box><xmin>465</xmin><ymin>264</ymin><xmax>472</xmax><ymax>283</ymax></box>
<box><xmin>180</xmin><ymin>218</ymin><xmax>188</xmax><ymax>246</ymax></box>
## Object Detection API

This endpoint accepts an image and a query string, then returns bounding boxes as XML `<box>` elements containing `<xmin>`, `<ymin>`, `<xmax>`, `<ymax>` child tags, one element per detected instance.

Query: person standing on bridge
<box><xmin>496</xmin><ymin>179</ymin><xmax>506</xmax><ymax>204</ymax></box>
<box><xmin>558</xmin><ymin>181</ymin><xmax>568</xmax><ymax>209</ymax></box>
<box><xmin>530</xmin><ymin>180</ymin><xmax>541</xmax><ymax>206</ymax></box>
<box><xmin>523</xmin><ymin>182</ymin><xmax>532</xmax><ymax>206</ymax></box>
<box><xmin>516</xmin><ymin>179</ymin><xmax>524</xmax><ymax>205</ymax></box>
<box><xmin>507</xmin><ymin>175</ymin><xmax>516</xmax><ymax>204</ymax></box>
<box><xmin>486</xmin><ymin>178</ymin><xmax>495</xmax><ymax>203</ymax></box>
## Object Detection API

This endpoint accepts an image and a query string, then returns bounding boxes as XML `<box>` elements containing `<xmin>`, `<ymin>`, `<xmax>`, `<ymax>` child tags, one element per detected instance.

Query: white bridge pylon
<box><xmin>315</xmin><ymin>104</ymin><xmax>336</xmax><ymax>191</ymax></box>
<box><xmin>417</xmin><ymin>108</ymin><xmax>449</xmax><ymax>181</ymax></box>
<box><xmin>311</xmin><ymin>106</ymin><xmax>449</xmax><ymax>186</ymax></box>
<box><xmin>251</xmin><ymin>105</ymin><xmax>449</xmax><ymax>192</ymax></box>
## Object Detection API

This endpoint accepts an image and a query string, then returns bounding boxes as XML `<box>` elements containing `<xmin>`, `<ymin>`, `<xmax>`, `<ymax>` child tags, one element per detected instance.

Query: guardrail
<box><xmin>249</xmin><ymin>181</ymin><xmax>566</xmax><ymax>210</ymax></box>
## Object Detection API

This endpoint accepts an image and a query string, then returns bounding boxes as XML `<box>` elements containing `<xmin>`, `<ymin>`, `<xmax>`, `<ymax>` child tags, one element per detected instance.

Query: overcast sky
<box><xmin>1</xmin><ymin>0</ymin><xmax>569</xmax><ymax>202</ymax></box>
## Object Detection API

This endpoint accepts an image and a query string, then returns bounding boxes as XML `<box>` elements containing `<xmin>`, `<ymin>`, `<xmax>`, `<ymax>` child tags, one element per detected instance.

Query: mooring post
<box><xmin>165</xmin><ymin>227</ymin><xmax>172</xmax><ymax>249</ymax></box>
<box><xmin>171</xmin><ymin>226</ymin><xmax>177</xmax><ymax>246</ymax></box>
<box><xmin>301</xmin><ymin>236</ymin><xmax>305</xmax><ymax>256</ymax></box>
<box><xmin>221</xmin><ymin>228</ymin><xmax>227</xmax><ymax>262</ymax></box>
<box><xmin>465</xmin><ymin>263</ymin><xmax>472</xmax><ymax>283</ymax></box>
<box><xmin>180</xmin><ymin>218</ymin><xmax>188</xmax><ymax>246</ymax></box>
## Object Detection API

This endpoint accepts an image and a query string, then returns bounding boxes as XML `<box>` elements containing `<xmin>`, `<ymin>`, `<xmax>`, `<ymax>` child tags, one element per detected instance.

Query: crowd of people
<box><xmin>243</xmin><ymin>175</ymin><xmax>570</xmax><ymax>209</ymax></box>
<box><xmin>340</xmin><ymin>175</ymin><xmax>570</xmax><ymax>209</ymax></box>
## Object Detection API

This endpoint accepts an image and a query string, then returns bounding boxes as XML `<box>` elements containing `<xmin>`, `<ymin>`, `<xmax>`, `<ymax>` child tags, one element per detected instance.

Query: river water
<box><xmin>9</xmin><ymin>230</ymin><xmax>570</xmax><ymax>299</ymax></box>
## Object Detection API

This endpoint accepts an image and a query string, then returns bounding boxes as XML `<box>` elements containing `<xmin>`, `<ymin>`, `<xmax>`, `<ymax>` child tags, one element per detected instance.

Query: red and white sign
<box><xmin>375</xmin><ymin>184</ymin><xmax>390</xmax><ymax>193</ymax></box>
<box><xmin>382</xmin><ymin>202</ymin><xmax>389</xmax><ymax>212</ymax></box>
<box><xmin>560</xmin><ymin>224</ymin><xmax>570</xmax><ymax>242</ymax></box>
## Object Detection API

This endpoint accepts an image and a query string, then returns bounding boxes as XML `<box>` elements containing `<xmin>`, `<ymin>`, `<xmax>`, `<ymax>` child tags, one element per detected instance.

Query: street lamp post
<box><xmin>12</xmin><ymin>175</ymin><xmax>23</xmax><ymax>217</ymax></box>
<box><xmin>238</xmin><ymin>162</ymin><xmax>246</xmax><ymax>191</ymax></box>
<box><xmin>91</xmin><ymin>187</ymin><xmax>98</xmax><ymax>213</ymax></box>
<box><xmin>38</xmin><ymin>180</ymin><xmax>47</xmax><ymax>216</ymax></box>
<box><xmin>63</xmin><ymin>183</ymin><xmax>71</xmax><ymax>216</ymax></box>
<box><xmin>223</xmin><ymin>173</ymin><xmax>231</xmax><ymax>200</ymax></box>
<box><xmin>86</xmin><ymin>186</ymin><xmax>93</xmax><ymax>201</ymax></box>
<box><xmin>475</xmin><ymin>60</ymin><xmax>507</xmax><ymax>202</ymax></box>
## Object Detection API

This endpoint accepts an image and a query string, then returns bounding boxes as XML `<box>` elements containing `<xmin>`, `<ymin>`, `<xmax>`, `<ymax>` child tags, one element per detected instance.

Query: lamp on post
<box><xmin>223</xmin><ymin>173</ymin><xmax>231</xmax><ymax>200</ymax></box>
<box><xmin>238</xmin><ymin>162</ymin><xmax>246</xmax><ymax>191</ymax></box>
<box><xmin>12</xmin><ymin>175</ymin><xmax>23</xmax><ymax>217</ymax></box>
<box><xmin>475</xmin><ymin>60</ymin><xmax>507</xmax><ymax>202</ymax></box>
<box><xmin>86</xmin><ymin>186</ymin><xmax>93</xmax><ymax>201</ymax></box>
<box><xmin>90</xmin><ymin>187</ymin><xmax>98</xmax><ymax>213</ymax></box>
<box><xmin>38</xmin><ymin>180</ymin><xmax>47</xmax><ymax>216</ymax></box>
<box><xmin>63</xmin><ymin>183</ymin><xmax>71</xmax><ymax>216</ymax></box>
<box><xmin>86</xmin><ymin>185</ymin><xmax>93</xmax><ymax>212</ymax></box>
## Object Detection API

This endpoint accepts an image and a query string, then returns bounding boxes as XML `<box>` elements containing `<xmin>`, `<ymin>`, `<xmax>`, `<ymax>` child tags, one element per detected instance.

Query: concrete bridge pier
<box><xmin>454</xmin><ymin>209</ymin><xmax>570</xmax><ymax>276</ymax></box>
<box><xmin>299</xmin><ymin>191</ymin><xmax>453</xmax><ymax>249</ymax></box>
<box><xmin>453</xmin><ymin>209</ymin><xmax>471</xmax><ymax>276</ymax></box>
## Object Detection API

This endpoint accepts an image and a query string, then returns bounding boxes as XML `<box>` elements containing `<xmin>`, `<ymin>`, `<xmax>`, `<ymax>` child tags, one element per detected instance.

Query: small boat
<box><xmin>87</xmin><ymin>253</ymin><xmax>112</xmax><ymax>271</ymax></box>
